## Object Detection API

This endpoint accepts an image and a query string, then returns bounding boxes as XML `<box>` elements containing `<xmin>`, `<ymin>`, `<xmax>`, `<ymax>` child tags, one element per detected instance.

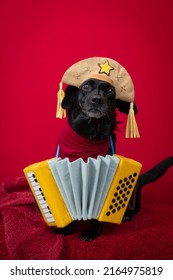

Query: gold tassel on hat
<box><xmin>56</xmin><ymin>82</ymin><xmax>67</xmax><ymax>119</ymax></box>
<box><xmin>125</xmin><ymin>102</ymin><xmax>140</xmax><ymax>138</ymax></box>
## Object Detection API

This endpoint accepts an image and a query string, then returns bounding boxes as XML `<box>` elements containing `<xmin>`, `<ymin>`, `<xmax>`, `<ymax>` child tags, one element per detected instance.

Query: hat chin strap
<box><xmin>125</xmin><ymin>102</ymin><xmax>140</xmax><ymax>138</ymax></box>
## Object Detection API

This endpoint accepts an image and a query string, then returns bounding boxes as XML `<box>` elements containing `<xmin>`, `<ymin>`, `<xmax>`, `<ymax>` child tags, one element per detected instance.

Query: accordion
<box><xmin>24</xmin><ymin>155</ymin><xmax>142</xmax><ymax>228</ymax></box>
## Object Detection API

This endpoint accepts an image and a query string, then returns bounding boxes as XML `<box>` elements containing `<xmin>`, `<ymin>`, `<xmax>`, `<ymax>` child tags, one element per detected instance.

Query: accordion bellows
<box><xmin>24</xmin><ymin>155</ymin><xmax>142</xmax><ymax>228</ymax></box>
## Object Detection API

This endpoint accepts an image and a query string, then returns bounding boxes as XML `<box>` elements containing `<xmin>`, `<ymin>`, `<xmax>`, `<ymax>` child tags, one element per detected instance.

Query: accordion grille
<box><xmin>98</xmin><ymin>155</ymin><xmax>142</xmax><ymax>224</ymax></box>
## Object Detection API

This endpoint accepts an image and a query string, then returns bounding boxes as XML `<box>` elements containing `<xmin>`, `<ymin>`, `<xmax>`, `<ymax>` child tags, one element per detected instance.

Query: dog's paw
<box><xmin>81</xmin><ymin>230</ymin><xmax>100</xmax><ymax>242</ymax></box>
<box><xmin>52</xmin><ymin>224</ymin><xmax>72</xmax><ymax>236</ymax></box>
<box><xmin>122</xmin><ymin>215</ymin><xmax>132</xmax><ymax>222</ymax></box>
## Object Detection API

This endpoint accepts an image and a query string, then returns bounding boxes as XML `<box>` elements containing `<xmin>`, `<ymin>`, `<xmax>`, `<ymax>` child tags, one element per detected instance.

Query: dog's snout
<box><xmin>91</xmin><ymin>96</ymin><xmax>103</xmax><ymax>105</ymax></box>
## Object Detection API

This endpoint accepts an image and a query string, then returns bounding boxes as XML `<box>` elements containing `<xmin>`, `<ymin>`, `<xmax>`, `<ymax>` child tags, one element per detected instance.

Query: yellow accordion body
<box><xmin>24</xmin><ymin>155</ymin><xmax>142</xmax><ymax>228</ymax></box>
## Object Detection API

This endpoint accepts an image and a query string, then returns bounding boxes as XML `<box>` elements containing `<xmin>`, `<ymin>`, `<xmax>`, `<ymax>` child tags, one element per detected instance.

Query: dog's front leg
<box><xmin>81</xmin><ymin>220</ymin><xmax>104</xmax><ymax>242</ymax></box>
<box><xmin>52</xmin><ymin>223</ymin><xmax>73</xmax><ymax>236</ymax></box>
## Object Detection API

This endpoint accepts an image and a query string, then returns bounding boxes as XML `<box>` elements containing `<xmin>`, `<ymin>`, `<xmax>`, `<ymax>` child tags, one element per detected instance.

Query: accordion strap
<box><xmin>56</xmin><ymin>145</ymin><xmax>60</xmax><ymax>157</ymax></box>
<box><xmin>110</xmin><ymin>136</ymin><xmax>115</xmax><ymax>155</ymax></box>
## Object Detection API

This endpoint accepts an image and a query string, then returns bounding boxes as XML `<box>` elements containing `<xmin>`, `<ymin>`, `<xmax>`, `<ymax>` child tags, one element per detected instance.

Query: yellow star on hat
<box><xmin>98</xmin><ymin>60</ymin><xmax>114</xmax><ymax>76</ymax></box>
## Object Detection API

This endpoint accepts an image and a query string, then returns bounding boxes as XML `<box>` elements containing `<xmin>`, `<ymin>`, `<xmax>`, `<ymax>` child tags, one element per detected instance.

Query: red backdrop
<box><xmin>0</xmin><ymin>0</ymin><xmax>173</xmax><ymax>200</ymax></box>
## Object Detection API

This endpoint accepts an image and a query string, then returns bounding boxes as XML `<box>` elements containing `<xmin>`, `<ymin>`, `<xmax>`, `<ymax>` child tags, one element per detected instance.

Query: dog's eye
<box><xmin>107</xmin><ymin>88</ymin><xmax>115</xmax><ymax>95</ymax></box>
<box><xmin>81</xmin><ymin>83</ymin><xmax>90</xmax><ymax>92</ymax></box>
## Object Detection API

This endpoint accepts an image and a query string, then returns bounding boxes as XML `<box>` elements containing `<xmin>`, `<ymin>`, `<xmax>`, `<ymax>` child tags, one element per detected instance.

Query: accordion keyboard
<box><xmin>26</xmin><ymin>171</ymin><xmax>55</xmax><ymax>224</ymax></box>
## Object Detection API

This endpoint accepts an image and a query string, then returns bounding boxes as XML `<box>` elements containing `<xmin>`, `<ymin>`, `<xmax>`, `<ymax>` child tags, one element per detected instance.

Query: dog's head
<box><xmin>61</xmin><ymin>78</ymin><xmax>138</xmax><ymax>140</ymax></box>
<box><xmin>62</xmin><ymin>78</ymin><xmax>116</xmax><ymax>120</ymax></box>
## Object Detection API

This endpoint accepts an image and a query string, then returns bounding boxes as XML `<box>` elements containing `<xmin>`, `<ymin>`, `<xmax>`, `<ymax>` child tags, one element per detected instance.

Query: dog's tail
<box><xmin>126</xmin><ymin>156</ymin><xmax>173</xmax><ymax>216</ymax></box>
<box><xmin>138</xmin><ymin>156</ymin><xmax>173</xmax><ymax>188</ymax></box>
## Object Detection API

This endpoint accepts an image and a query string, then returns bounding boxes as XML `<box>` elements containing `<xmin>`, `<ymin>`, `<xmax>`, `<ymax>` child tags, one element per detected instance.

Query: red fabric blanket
<box><xmin>0</xmin><ymin>176</ymin><xmax>173</xmax><ymax>260</ymax></box>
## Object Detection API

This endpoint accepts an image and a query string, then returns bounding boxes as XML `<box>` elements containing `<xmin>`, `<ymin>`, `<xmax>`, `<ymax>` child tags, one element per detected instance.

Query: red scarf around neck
<box><xmin>58</xmin><ymin>120</ymin><xmax>110</xmax><ymax>162</ymax></box>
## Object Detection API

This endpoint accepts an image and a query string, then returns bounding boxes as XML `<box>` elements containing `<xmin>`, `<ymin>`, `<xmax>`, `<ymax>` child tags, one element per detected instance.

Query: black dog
<box><xmin>55</xmin><ymin>78</ymin><xmax>173</xmax><ymax>241</ymax></box>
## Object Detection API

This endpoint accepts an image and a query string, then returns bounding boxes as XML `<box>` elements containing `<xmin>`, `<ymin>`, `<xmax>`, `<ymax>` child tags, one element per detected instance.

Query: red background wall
<box><xmin>0</xmin><ymin>0</ymin><xmax>173</xmax><ymax>201</ymax></box>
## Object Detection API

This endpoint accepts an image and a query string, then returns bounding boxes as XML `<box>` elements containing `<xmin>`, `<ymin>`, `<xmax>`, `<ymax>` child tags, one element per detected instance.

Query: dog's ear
<box><xmin>61</xmin><ymin>85</ymin><xmax>78</xmax><ymax>109</ymax></box>
<box><xmin>115</xmin><ymin>99</ymin><xmax>138</xmax><ymax>115</ymax></box>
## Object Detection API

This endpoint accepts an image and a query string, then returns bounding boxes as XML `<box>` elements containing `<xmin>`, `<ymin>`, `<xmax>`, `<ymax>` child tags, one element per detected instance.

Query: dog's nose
<box><xmin>91</xmin><ymin>96</ymin><xmax>103</xmax><ymax>105</ymax></box>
